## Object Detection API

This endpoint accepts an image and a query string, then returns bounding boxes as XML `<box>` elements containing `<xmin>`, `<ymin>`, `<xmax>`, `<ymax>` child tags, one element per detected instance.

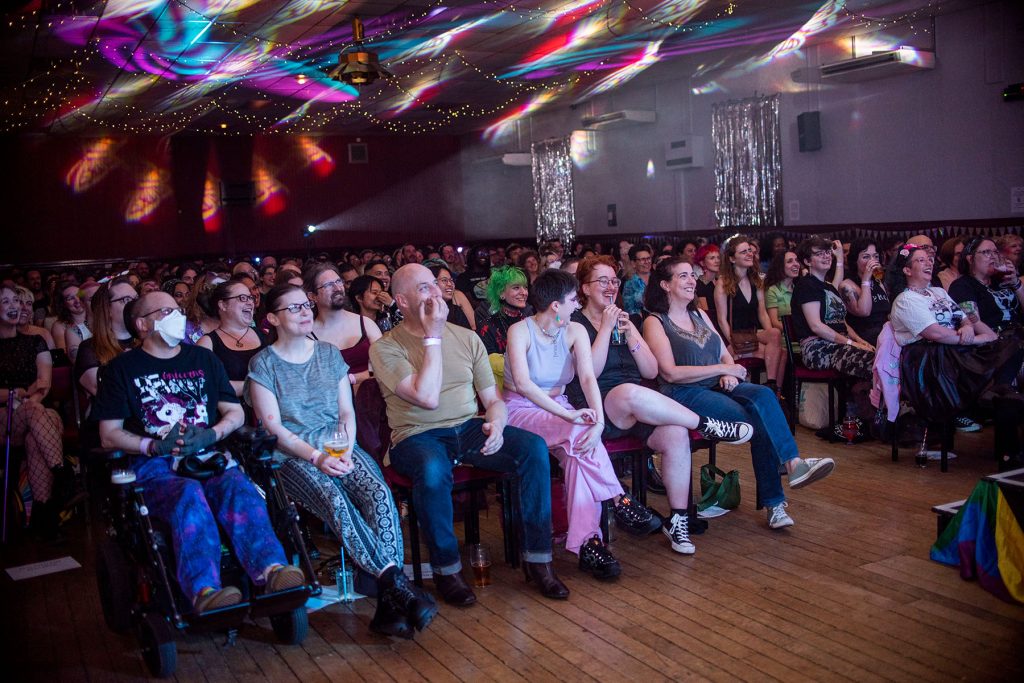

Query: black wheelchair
<box><xmin>93</xmin><ymin>426</ymin><xmax>321</xmax><ymax>677</ymax></box>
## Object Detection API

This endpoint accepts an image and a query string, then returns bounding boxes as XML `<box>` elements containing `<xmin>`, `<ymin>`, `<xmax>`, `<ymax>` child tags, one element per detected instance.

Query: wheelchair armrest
<box><xmin>225</xmin><ymin>426</ymin><xmax>278</xmax><ymax>466</ymax></box>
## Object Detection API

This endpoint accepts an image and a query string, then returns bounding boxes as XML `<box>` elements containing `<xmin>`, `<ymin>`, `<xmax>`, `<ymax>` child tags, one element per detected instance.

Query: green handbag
<box><xmin>698</xmin><ymin>464</ymin><xmax>741</xmax><ymax>511</ymax></box>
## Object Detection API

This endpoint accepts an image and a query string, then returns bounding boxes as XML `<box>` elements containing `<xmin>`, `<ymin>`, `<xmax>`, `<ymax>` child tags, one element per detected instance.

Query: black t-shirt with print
<box><xmin>948</xmin><ymin>275</ymin><xmax>1021</xmax><ymax>332</ymax></box>
<box><xmin>92</xmin><ymin>344</ymin><xmax>237</xmax><ymax>438</ymax></box>
<box><xmin>791</xmin><ymin>275</ymin><xmax>847</xmax><ymax>341</ymax></box>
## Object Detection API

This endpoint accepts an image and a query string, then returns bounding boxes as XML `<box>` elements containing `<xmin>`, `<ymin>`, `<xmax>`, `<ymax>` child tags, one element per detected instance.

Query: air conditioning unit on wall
<box><xmin>665</xmin><ymin>136</ymin><xmax>704</xmax><ymax>170</ymax></box>
<box><xmin>820</xmin><ymin>47</ymin><xmax>935</xmax><ymax>83</ymax></box>
<box><xmin>580</xmin><ymin>109</ymin><xmax>656</xmax><ymax>129</ymax></box>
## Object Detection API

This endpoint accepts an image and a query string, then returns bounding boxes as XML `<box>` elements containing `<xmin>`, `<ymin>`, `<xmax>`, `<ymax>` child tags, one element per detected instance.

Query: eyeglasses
<box><xmin>437</xmin><ymin>277</ymin><xmax>454</xmax><ymax>286</ymax></box>
<box><xmin>811</xmin><ymin>249</ymin><xmax>831</xmax><ymax>258</ymax></box>
<box><xmin>585</xmin><ymin>277</ymin><xmax>621</xmax><ymax>288</ymax></box>
<box><xmin>272</xmin><ymin>301</ymin><xmax>314</xmax><ymax>314</ymax></box>
<box><xmin>224</xmin><ymin>294</ymin><xmax>256</xmax><ymax>304</ymax></box>
<box><xmin>142</xmin><ymin>306</ymin><xmax>184</xmax><ymax>318</ymax></box>
<box><xmin>315</xmin><ymin>278</ymin><xmax>345</xmax><ymax>292</ymax></box>
<box><xmin>974</xmin><ymin>249</ymin><xmax>999</xmax><ymax>258</ymax></box>
<box><xmin>110</xmin><ymin>295</ymin><xmax>138</xmax><ymax>306</ymax></box>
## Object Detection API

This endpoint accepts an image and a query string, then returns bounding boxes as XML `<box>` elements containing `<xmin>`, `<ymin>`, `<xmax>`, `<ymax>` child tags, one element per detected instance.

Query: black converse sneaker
<box><xmin>662</xmin><ymin>513</ymin><xmax>695</xmax><ymax>555</ymax></box>
<box><xmin>695</xmin><ymin>416</ymin><xmax>754</xmax><ymax>444</ymax></box>
<box><xmin>578</xmin><ymin>535</ymin><xmax>621</xmax><ymax>581</ymax></box>
<box><xmin>614</xmin><ymin>494</ymin><xmax>662</xmax><ymax>536</ymax></box>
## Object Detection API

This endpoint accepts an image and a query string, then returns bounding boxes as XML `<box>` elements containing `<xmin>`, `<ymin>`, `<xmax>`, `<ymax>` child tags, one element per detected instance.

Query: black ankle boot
<box><xmin>377</xmin><ymin>565</ymin><xmax>437</xmax><ymax>632</ymax></box>
<box><xmin>50</xmin><ymin>463</ymin><xmax>76</xmax><ymax>507</ymax></box>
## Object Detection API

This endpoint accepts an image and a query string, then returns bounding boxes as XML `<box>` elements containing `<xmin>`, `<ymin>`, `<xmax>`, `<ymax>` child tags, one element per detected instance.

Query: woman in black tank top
<box><xmin>197</xmin><ymin>280</ymin><xmax>265</xmax><ymax>397</ymax></box>
<box><xmin>643</xmin><ymin>258</ymin><xmax>836</xmax><ymax>532</ymax></box>
<box><xmin>713</xmin><ymin>236</ymin><xmax>786</xmax><ymax>395</ymax></box>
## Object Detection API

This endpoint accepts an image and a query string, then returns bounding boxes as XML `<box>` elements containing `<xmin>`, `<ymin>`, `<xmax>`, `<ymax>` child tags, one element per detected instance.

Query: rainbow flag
<box><xmin>931</xmin><ymin>479</ymin><xmax>1024</xmax><ymax>604</ymax></box>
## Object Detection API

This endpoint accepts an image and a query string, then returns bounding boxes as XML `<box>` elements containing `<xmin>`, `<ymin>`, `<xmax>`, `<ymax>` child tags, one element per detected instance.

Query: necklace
<box><xmin>218</xmin><ymin>326</ymin><xmax>250</xmax><ymax>348</ymax></box>
<box><xmin>533</xmin><ymin>316</ymin><xmax>562</xmax><ymax>357</ymax></box>
<box><xmin>909</xmin><ymin>286</ymin><xmax>931</xmax><ymax>296</ymax></box>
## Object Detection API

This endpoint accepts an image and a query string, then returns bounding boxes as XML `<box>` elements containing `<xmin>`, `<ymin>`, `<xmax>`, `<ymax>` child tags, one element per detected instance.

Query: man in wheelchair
<box><xmin>93</xmin><ymin>291</ymin><xmax>304</xmax><ymax>613</ymax></box>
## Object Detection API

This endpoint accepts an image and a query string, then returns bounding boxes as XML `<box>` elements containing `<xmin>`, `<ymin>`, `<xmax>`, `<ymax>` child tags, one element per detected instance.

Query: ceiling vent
<box><xmin>820</xmin><ymin>48</ymin><xmax>935</xmax><ymax>83</ymax></box>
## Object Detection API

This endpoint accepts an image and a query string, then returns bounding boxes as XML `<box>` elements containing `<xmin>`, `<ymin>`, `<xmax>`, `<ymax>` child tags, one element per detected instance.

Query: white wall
<box><xmin>460</xmin><ymin>0</ymin><xmax>1024</xmax><ymax>241</ymax></box>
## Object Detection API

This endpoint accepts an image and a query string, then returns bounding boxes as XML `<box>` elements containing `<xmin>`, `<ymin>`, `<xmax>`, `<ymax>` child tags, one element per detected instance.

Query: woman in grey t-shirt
<box><xmin>248</xmin><ymin>284</ymin><xmax>436</xmax><ymax>640</ymax></box>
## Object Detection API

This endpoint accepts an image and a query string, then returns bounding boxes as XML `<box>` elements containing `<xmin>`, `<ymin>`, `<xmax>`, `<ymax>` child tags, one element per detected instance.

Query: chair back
<box><xmin>355</xmin><ymin>379</ymin><xmax>392</xmax><ymax>466</ymax></box>
<box><xmin>780</xmin><ymin>315</ymin><xmax>800</xmax><ymax>369</ymax></box>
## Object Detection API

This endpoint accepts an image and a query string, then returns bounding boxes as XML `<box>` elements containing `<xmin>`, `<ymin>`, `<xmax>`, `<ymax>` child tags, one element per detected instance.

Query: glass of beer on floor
<box><xmin>469</xmin><ymin>543</ymin><xmax>491</xmax><ymax>587</ymax></box>
<box><xmin>324</xmin><ymin>424</ymin><xmax>351</xmax><ymax>463</ymax></box>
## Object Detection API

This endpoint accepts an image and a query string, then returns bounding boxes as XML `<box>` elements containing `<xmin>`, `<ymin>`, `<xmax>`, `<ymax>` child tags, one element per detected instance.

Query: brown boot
<box><xmin>523</xmin><ymin>561</ymin><xmax>570</xmax><ymax>599</ymax></box>
<box><xmin>433</xmin><ymin>571</ymin><xmax>477</xmax><ymax>606</ymax></box>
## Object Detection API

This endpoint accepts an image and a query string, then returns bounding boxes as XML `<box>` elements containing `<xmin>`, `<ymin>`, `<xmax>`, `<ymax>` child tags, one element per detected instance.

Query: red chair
<box><xmin>734</xmin><ymin>356</ymin><xmax>765</xmax><ymax>385</ymax></box>
<box><xmin>355</xmin><ymin>379</ymin><xmax>519</xmax><ymax>586</ymax></box>
<box><xmin>780</xmin><ymin>315</ymin><xmax>845</xmax><ymax>433</ymax></box>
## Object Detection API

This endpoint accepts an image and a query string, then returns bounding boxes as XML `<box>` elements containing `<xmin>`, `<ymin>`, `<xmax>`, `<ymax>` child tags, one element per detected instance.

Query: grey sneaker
<box><xmin>767</xmin><ymin>502</ymin><xmax>794</xmax><ymax>529</ymax></box>
<box><xmin>788</xmin><ymin>458</ymin><xmax>835</xmax><ymax>489</ymax></box>
<box><xmin>662</xmin><ymin>513</ymin><xmax>695</xmax><ymax>555</ymax></box>
<box><xmin>696</xmin><ymin>504</ymin><xmax>730</xmax><ymax>519</ymax></box>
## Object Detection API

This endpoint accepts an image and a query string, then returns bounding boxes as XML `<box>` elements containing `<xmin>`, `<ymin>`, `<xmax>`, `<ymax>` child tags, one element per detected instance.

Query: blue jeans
<box><xmin>389</xmin><ymin>419</ymin><xmax>552</xmax><ymax>574</ymax></box>
<box><xmin>662</xmin><ymin>382</ymin><xmax>796</xmax><ymax>508</ymax></box>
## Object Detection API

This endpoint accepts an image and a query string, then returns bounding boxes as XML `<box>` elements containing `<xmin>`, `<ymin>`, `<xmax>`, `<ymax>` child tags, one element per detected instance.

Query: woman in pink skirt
<box><xmin>504</xmin><ymin>270</ymin><xmax>658</xmax><ymax>580</ymax></box>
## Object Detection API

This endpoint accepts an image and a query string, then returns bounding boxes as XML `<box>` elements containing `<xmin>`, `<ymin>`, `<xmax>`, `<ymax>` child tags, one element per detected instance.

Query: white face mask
<box><xmin>153</xmin><ymin>309</ymin><xmax>186</xmax><ymax>347</ymax></box>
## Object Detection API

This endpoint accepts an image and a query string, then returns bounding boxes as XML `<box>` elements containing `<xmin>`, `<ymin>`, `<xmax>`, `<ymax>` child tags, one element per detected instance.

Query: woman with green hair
<box><xmin>477</xmin><ymin>265</ymin><xmax>532</xmax><ymax>355</ymax></box>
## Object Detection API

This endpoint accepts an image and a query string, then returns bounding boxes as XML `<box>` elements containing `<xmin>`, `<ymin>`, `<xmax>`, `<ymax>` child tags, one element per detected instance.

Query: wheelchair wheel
<box><xmin>270</xmin><ymin>606</ymin><xmax>308</xmax><ymax>645</ymax></box>
<box><xmin>138</xmin><ymin>612</ymin><xmax>177</xmax><ymax>678</ymax></box>
<box><xmin>96</xmin><ymin>538</ymin><xmax>134</xmax><ymax>633</ymax></box>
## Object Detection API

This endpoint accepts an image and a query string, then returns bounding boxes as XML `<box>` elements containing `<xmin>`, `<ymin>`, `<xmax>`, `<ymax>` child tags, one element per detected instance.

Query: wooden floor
<box><xmin>3</xmin><ymin>427</ymin><xmax>1023</xmax><ymax>682</ymax></box>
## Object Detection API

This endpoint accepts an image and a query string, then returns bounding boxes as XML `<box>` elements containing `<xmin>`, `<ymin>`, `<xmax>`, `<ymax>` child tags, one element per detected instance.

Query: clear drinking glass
<box><xmin>324</xmin><ymin>423</ymin><xmax>351</xmax><ymax>463</ymax></box>
<box><xmin>469</xmin><ymin>543</ymin><xmax>492</xmax><ymax>587</ymax></box>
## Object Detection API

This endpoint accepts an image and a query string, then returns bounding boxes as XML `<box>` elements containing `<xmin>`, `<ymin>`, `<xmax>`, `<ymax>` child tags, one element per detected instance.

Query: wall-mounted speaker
<box><xmin>220</xmin><ymin>180</ymin><xmax>255</xmax><ymax>205</ymax></box>
<box><xmin>348</xmin><ymin>142</ymin><xmax>368</xmax><ymax>164</ymax></box>
<box><xmin>797</xmin><ymin>111</ymin><xmax>821</xmax><ymax>152</ymax></box>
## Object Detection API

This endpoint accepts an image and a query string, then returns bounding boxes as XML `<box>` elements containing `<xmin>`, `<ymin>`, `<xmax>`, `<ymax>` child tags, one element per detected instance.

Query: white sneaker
<box><xmin>662</xmin><ymin>513</ymin><xmax>696</xmax><ymax>555</ymax></box>
<box><xmin>767</xmin><ymin>502</ymin><xmax>794</xmax><ymax>529</ymax></box>
<box><xmin>788</xmin><ymin>457</ymin><xmax>835</xmax><ymax>489</ymax></box>
<box><xmin>696</xmin><ymin>504</ymin><xmax>731</xmax><ymax>519</ymax></box>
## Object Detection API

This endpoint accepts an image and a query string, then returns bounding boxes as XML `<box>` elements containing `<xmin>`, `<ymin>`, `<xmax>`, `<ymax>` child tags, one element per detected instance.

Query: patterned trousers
<box><xmin>134</xmin><ymin>456</ymin><xmax>289</xmax><ymax>604</ymax></box>
<box><xmin>279</xmin><ymin>446</ymin><xmax>402</xmax><ymax>577</ymax></box>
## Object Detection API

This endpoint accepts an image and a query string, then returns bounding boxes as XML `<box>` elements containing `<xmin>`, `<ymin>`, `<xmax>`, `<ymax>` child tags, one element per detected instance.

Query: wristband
<box><xmin>861</xmin><ymin>281</ymin><xmax>871</xmax><ymax>288</ymax></box>
<box><xmin>845</xmin><ymin>338</ymin><xmax>853</xmax><ymax>346</ymax></box>
<box><xmin>139</xmin><ymin>437</ymin><xmax>153</xmax><ymax>456</ymax></box>
<box><xmin>310</xmin><ymin>449</ymin><xmax>323</xmax><ymax>465</ymax></box>
<box><xmin>629</xmin><ymin>340</ymin><xmax>642</xmax><ymax>353</ymax></box>
<box><xmin>422</xmin><ymin>337</ymin><xmax>442</xmax><ymax>347</ymax></box>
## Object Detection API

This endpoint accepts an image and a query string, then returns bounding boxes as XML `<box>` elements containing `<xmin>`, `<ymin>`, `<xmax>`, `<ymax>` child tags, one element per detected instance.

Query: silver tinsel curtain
<box><xmin>712</xmin><ymin>94</ymin><xmax>783</xmax><ymax>227</ymax></box>
<box><xmin>532</xmin><ymin>137</ymin><xmax>576</xmax><ymax>246</ymax></box>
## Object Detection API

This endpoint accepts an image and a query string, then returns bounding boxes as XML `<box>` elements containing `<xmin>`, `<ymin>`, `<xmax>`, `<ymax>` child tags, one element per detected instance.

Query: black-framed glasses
<box><xmin>811</xmin><ymin>249</ymin><xmax>831</xmax><ymax>258</ymax></box>
<box><xmin>586</xmin><ymin>277</ymin><xmax>621</xmax><ymax>288</ymax></box>
<box><xmin>315</xmin><ymin>278</ymin><xmax>344</xmax><ymax>292</ymax></box>
<box><xmin>223</xmin><ymin>294</ymin><xmax>256</xmax><ymax>303</ymax></box>
<box><xmin>142</xmin><ymin>306</ymin><xmax>184</xmax><ymax>318</ymax></box>
<box><xmin>110</xmin><ymin>295</ymin><xmax>138</xmax><ymax>306</ymax></box>
<box><xmin>273</xmin><ymin>301</ymin><xmax>313</xmax><ymax>314</ymax></box>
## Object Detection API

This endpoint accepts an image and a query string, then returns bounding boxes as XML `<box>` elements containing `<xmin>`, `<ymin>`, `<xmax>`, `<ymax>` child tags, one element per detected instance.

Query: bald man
<box><xmin>370</xmin><ymin>264</ymin><xmax>568</xmax><ymax>606</ymax></box>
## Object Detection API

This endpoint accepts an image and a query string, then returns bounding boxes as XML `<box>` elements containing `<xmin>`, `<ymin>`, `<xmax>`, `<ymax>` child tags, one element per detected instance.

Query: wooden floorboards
<box><xmin>3</xmin><ymin>427</ymin><xmax>1023</xmax><ymax>682</ymax></box>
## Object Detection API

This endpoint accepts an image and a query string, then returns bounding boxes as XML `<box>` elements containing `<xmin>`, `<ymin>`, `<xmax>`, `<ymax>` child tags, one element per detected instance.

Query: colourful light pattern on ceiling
<box><xmin>1</xmin><ymin>0</ymin><xmax>944</xmax><ymax>137</ymax></box>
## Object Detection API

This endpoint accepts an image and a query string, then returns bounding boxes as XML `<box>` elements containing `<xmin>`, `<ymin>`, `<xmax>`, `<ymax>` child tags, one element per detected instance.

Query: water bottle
<box><xmin>915</xmin><ymin>428</ymin><xmax>929</xmax><ymax>468</ymax></box>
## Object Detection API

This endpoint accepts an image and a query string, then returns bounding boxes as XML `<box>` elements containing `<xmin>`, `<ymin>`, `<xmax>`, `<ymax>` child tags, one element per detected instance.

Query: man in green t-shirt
<box><xmin>370</xmin><ymin>264</ymin><xmax>569</xmax><ymax>607</ymax></box>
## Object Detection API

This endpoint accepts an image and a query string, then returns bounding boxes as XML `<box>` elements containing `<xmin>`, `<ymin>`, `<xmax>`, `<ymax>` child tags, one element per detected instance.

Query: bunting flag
<box><xmin>931</xmin><ymin>479</ymin><xmax>1024</xmax><ymax>604</ymax></box>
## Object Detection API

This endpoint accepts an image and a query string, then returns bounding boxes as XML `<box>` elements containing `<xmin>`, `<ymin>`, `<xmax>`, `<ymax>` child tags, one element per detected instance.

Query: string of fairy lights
<box><xmin>0</xmin><ymin>0</ymin><xmax>944</xmax><ymax>136</ymax></box>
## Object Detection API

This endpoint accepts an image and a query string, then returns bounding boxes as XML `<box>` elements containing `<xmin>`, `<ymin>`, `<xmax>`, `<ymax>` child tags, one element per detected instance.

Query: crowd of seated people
<box><xmin>3</xmin><ymin>226</ymin><xmax>1023</xmax><ymax>643</ymax></box>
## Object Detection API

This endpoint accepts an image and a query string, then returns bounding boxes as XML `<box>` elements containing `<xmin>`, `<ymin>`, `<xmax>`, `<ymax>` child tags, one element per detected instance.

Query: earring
<box><xmin>555</xmin><ymin>314</ymin><xmax>561</xmax><ymax>324</ymax></box>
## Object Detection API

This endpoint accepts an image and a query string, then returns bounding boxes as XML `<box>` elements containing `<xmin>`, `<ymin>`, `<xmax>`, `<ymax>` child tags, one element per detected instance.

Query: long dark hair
<box><xmin>764</xmin><ymin>250</ymin><xmax>795</xmax><ymax>290</ymax></box>
<box><xmin>645</xmin><ymin>257</ymin><xmax>697</xmax><ymax>314</ymax></box>
<box><xmin>846</xmin><ymin>238</ymin><xmax>878</xmax><ymax>278</ymax></box>
<box><xmin>347</xmin><ymin>275</ymin><xmax>384</xmax><ymax>312</ymax></box>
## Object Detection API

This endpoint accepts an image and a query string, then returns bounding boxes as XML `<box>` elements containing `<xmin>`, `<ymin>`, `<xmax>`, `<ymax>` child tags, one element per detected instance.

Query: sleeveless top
<box><xmin>654</xmin><ymin>311</ymin><xmax>722</xmax><ymax>389</ymax></box>
<box><xmin>566</xmin><ymin>311</ymin><xmax>640</xmax><ymax>404</ymax></box>
<box><xmin>508</xmin><ymin>318</ymin><xmax>575</xmax><ymax>392</ymax></box>
<box><xmin>727</xmin><ymin>281</ymin><xmax>760</xmax><ymax>331</ymax></box>
<box><xmin>339</xmin><ymin>316</ymin><xmax>371</xmax><ymax>373</ymax></box>
<box><xmin>847</xmin><ymin>279</ymin><xmax>891</xmax><ymax>346</ymax></box>
<box><xmin>205</xmin><ymin>329</ymin><xmax>265</xmax><ymax>381</ymax></box>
